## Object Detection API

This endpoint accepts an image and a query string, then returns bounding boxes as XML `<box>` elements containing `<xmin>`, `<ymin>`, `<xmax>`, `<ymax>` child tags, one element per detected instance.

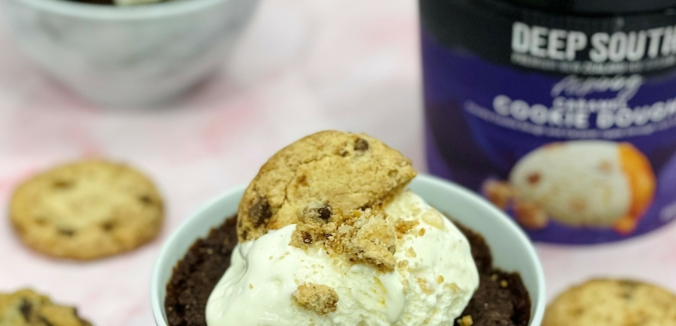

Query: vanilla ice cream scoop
<box><xmin>509</xmin><ymin>141</ymin><xmax>655</xmax><ymax>229</ymax></box>
<box><xmin>206</xmin><ymin>190</ymin><xmax>479</xmax><ymax>326</ymax></box>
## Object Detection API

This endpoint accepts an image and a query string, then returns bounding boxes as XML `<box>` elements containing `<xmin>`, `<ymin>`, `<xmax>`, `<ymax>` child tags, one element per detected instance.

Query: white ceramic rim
<box><xmin>11</xmin><ymin>0</ymin><xmax>233</xmax><ymax>20</ymax></box>
<box><xmin>150</xmin><ymin>174</ymin><xmax>546</xmax><ymax>325</ymax></box>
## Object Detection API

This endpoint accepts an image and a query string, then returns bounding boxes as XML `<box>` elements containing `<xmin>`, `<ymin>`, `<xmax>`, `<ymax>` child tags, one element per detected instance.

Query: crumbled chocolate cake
<box><xmin>164</xmin><ymin>217</ymin><xmax>238</xmax><ymax>326</ymax></box>
<box><xmin>453</xmin><ymin>223</ymin><xmax>531</xmax><ymax>326</ymax></box>
<box><xmin>164</xmin><ymin>216</ymin><xmax>531</xmax><ymax>326</ymax></box>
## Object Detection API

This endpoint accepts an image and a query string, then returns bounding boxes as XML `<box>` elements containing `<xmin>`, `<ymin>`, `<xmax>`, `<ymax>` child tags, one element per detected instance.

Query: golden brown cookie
<box><xmin>292</xmin><ymin>283</ymin><xmax>339</xmax><ymax>316</ymax></box>
<box><xmin>0</xmin><ymin>289</ymin><xmax>91</xmax><ymax>326</ymax></box>
<box><xmin>543</xmin><ymin>279</ymin><xmax>676</xmax><ymax>326</ymax></box>
<box><xmin>10</xmin><ymin>160</ymin><xmax>164</xmax><ymax>260</ymax></box>
<box><xmin>237</xmin><ymin>130</ymin><xmax>416</xmax><ymax>242</ymax></box>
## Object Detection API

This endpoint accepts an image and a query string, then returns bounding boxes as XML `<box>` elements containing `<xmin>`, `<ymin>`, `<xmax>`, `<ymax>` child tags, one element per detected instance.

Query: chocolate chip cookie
<box><xmin>544</xmin><ymin>279</ymin><xmax>676</xmax><ymax>326</ymax></box>
<box><xmin>10</xmin><ymin>160</ymin><xmax>164</xmax><ymax>260</ymax></box>
<box><xmin>0</xmin><ymin>289</ymin><xmax>91</xmax><ymax>326</ymax></box>
<box><xmin>237</xmin><ymin>130</ymin><xmax>416</xmax><ymax>242</ymax></box>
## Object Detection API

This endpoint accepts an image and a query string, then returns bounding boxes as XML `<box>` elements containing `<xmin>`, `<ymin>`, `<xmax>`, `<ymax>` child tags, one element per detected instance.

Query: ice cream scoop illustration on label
<box><xmin>484</xmin><ymin>141</ymin><xmax>656</xmax><ymax>234</ymax></box>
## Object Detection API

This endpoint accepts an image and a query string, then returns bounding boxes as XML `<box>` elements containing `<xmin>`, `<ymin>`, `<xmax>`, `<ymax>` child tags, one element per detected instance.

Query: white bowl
<box><xmin>1</xmin><ymin>0</ymin><xmax>258</xmax><ymax>107</ymax></box>
<box><xmin>151</xmin><ymin>174</ymin><xmax>546</xmax><ymax>325</ymax></box>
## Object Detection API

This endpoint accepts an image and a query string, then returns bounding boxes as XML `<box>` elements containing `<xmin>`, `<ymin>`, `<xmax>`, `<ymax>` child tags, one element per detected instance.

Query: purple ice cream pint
<box><xmin>420</xmin><ymin>0</ymin><xmax>676</xmax><ymax>244</ymax></box>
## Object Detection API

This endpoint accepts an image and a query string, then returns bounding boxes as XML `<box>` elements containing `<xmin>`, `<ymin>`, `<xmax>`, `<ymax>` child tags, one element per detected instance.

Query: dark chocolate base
<box><xmin>165</xmin><ymin>218</ymin><xmax>238</xmax><ymax>326</ymax></box>
<box><xmin>164</xmin><ymin>217</ymin><xmax>531</xmax><ymax>326</ymax></box>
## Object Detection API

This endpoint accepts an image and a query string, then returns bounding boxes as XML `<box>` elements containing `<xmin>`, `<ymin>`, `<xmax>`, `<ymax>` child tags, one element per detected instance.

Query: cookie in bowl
<box><xmin>153</xmin><ymin>130</ymin><xmax>545</xmax><ymax>326</ymax></box>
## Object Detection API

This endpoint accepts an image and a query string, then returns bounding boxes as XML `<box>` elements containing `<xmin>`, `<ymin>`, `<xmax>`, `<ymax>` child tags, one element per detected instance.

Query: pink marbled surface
<box><xmin>0</xmin><ymin>0</ymin><xmax>675</xmax><ymax>325</ymax></box>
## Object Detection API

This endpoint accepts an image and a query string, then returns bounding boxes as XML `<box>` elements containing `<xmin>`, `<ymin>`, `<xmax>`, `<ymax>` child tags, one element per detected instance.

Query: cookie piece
<box><xmin>10</xmin><ymin>160</ymin><xmax>164</xmax><ymax>260</ymax></box>
<box><xmin>289</xmin><ymin>207</ymin><xmax>397</xmax><ymax>272</ymax></box>
<box><xmin>292</xmin><ymin>283</ymin><xmax>339</xmax><ymax>316</ymax></box>
<box><xmin>237</xmin><ymin>130</ymin><xmax>416</xmax><ymax>242</ymax></box>
<box><xmin>0</xmin><ymin>289</ymin><xmax>91</xmax><ymax>326</ymax></box>
<box><xmin>543</xmin><ymin>279</ymin><xmax>676</xmax><ymax>326</ymax></box>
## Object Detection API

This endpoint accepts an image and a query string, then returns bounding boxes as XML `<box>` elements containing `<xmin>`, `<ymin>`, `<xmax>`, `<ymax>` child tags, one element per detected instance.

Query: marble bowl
<box><xmin>151</xmin><ymin>174</ymin><xmax>546</xmax><ymax>325</ymax></box>
<box><xmin>1</xmin><ymin>0</ymin><xmax>258</xmax><ymax>107</ymax></box>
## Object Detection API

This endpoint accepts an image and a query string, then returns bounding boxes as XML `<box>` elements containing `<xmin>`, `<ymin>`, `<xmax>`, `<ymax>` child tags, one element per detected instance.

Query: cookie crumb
<box><xmin>291</xmin><ymin>209</ymin><xmax>397</xmax><ymax>272</ymax></box>
<box><xmin>299</xmin><ymin>231</ymin><xmax>312</xmax><ymax>244</ymax></box>
<box><xmin>417</xmin><ymin>278</ymin><xmax>434</xmax><ymax>294</ymax></box>
<box><xmin>406</xmin><ymin>247</ymin><xmax>417</xmax><ymax>258</ymax></box>
<box><xmin>458</xmin><ymin>315</ymin><xmax>474</xmax><ymax>326</ymax></box>
<box><xmin>394</xmin><ymin>219</ymin><xmax>419</xmax><ymax>237</ymax></box>
<box><xmin>293</xmin><ymin>283</ymin><xmax>339</xmax><ymax>315</ymax></box>
<box><xmin>302</xmin><ymin>204</ymin><xmax>333</xmax><ymax>223</ymax></box>
<box><xmin>398</xmin><ymin>260</ymin><xmax>409</xmax><ymax>269</ymax></box>
<box><xmin>500</xmin><ymin>280</ymin><xmax>509</xmax><ymax>288</ymax></box>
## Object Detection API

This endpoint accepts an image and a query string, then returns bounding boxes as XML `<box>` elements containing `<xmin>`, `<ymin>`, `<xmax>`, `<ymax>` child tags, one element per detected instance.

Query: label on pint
<box><xmin>420</xmin><ymin>0</ymin><xmax>676</xmax><ymax>243</ymax></box>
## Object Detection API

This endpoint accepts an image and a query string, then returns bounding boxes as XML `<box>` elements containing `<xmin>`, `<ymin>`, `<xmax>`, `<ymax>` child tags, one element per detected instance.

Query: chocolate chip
<box><xmin>619</xmin><ymin>280</ymin><xmax>640</xmax><ymax>288</ymax></box>
<box><xmin>53</xmin><ymin>180</ymin><xmax>73</xmax><ymax>189</ymax></box>
<box><xmin>302</xmin><ymin>232</ymin><xmax>313</xmax><ymax>244</ymax></box>
<box><xmin>102</xmin><ymin>221</ymin><xmax>116</xmax><ymax>231</ymax></box>
<box><xmin>58</xmin><ymin>228</ymin><xmax>75</xmax><ymax>237</ymax></box>
<box><xmin>317</xmin><ymin>206</ymin><xmax>332</xmax><ymax>220</ymax></box>
<box><xmin>249</xmin><ymin>196</ymin><xmax>271</xmax><ymax>227</ymax></box>
<box><xmin>296</xmin><ymin>175</ymin><xmax>308</xmax><ymax>186</ymax></box>
<box><xmin>354</xmin><ymin>138</ymin><xmax>369</xmax><ymax>151</ymax></box>
<box><xmin>526</xmin><ymin>173</ymin><xmax>541</xmax><ymax>185</ymax></box>
<box><xmin>620</xmin><ymin>280</ymin><xmax>639</xmax><ymax>299</ymax></box>
<box><xmin>139</xmin><ymin>195</ymin><xmax>153</xmax><ymax>205</ymax></box>
<box><xmin>20</xmin><ymin>299</ymin><xmax>32</xmax><ymax>320</ymax></box>
<box><xmin>387</xmin><ymin>245</ymin><xmax>396</xmax><ymax>254</ymax></box>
